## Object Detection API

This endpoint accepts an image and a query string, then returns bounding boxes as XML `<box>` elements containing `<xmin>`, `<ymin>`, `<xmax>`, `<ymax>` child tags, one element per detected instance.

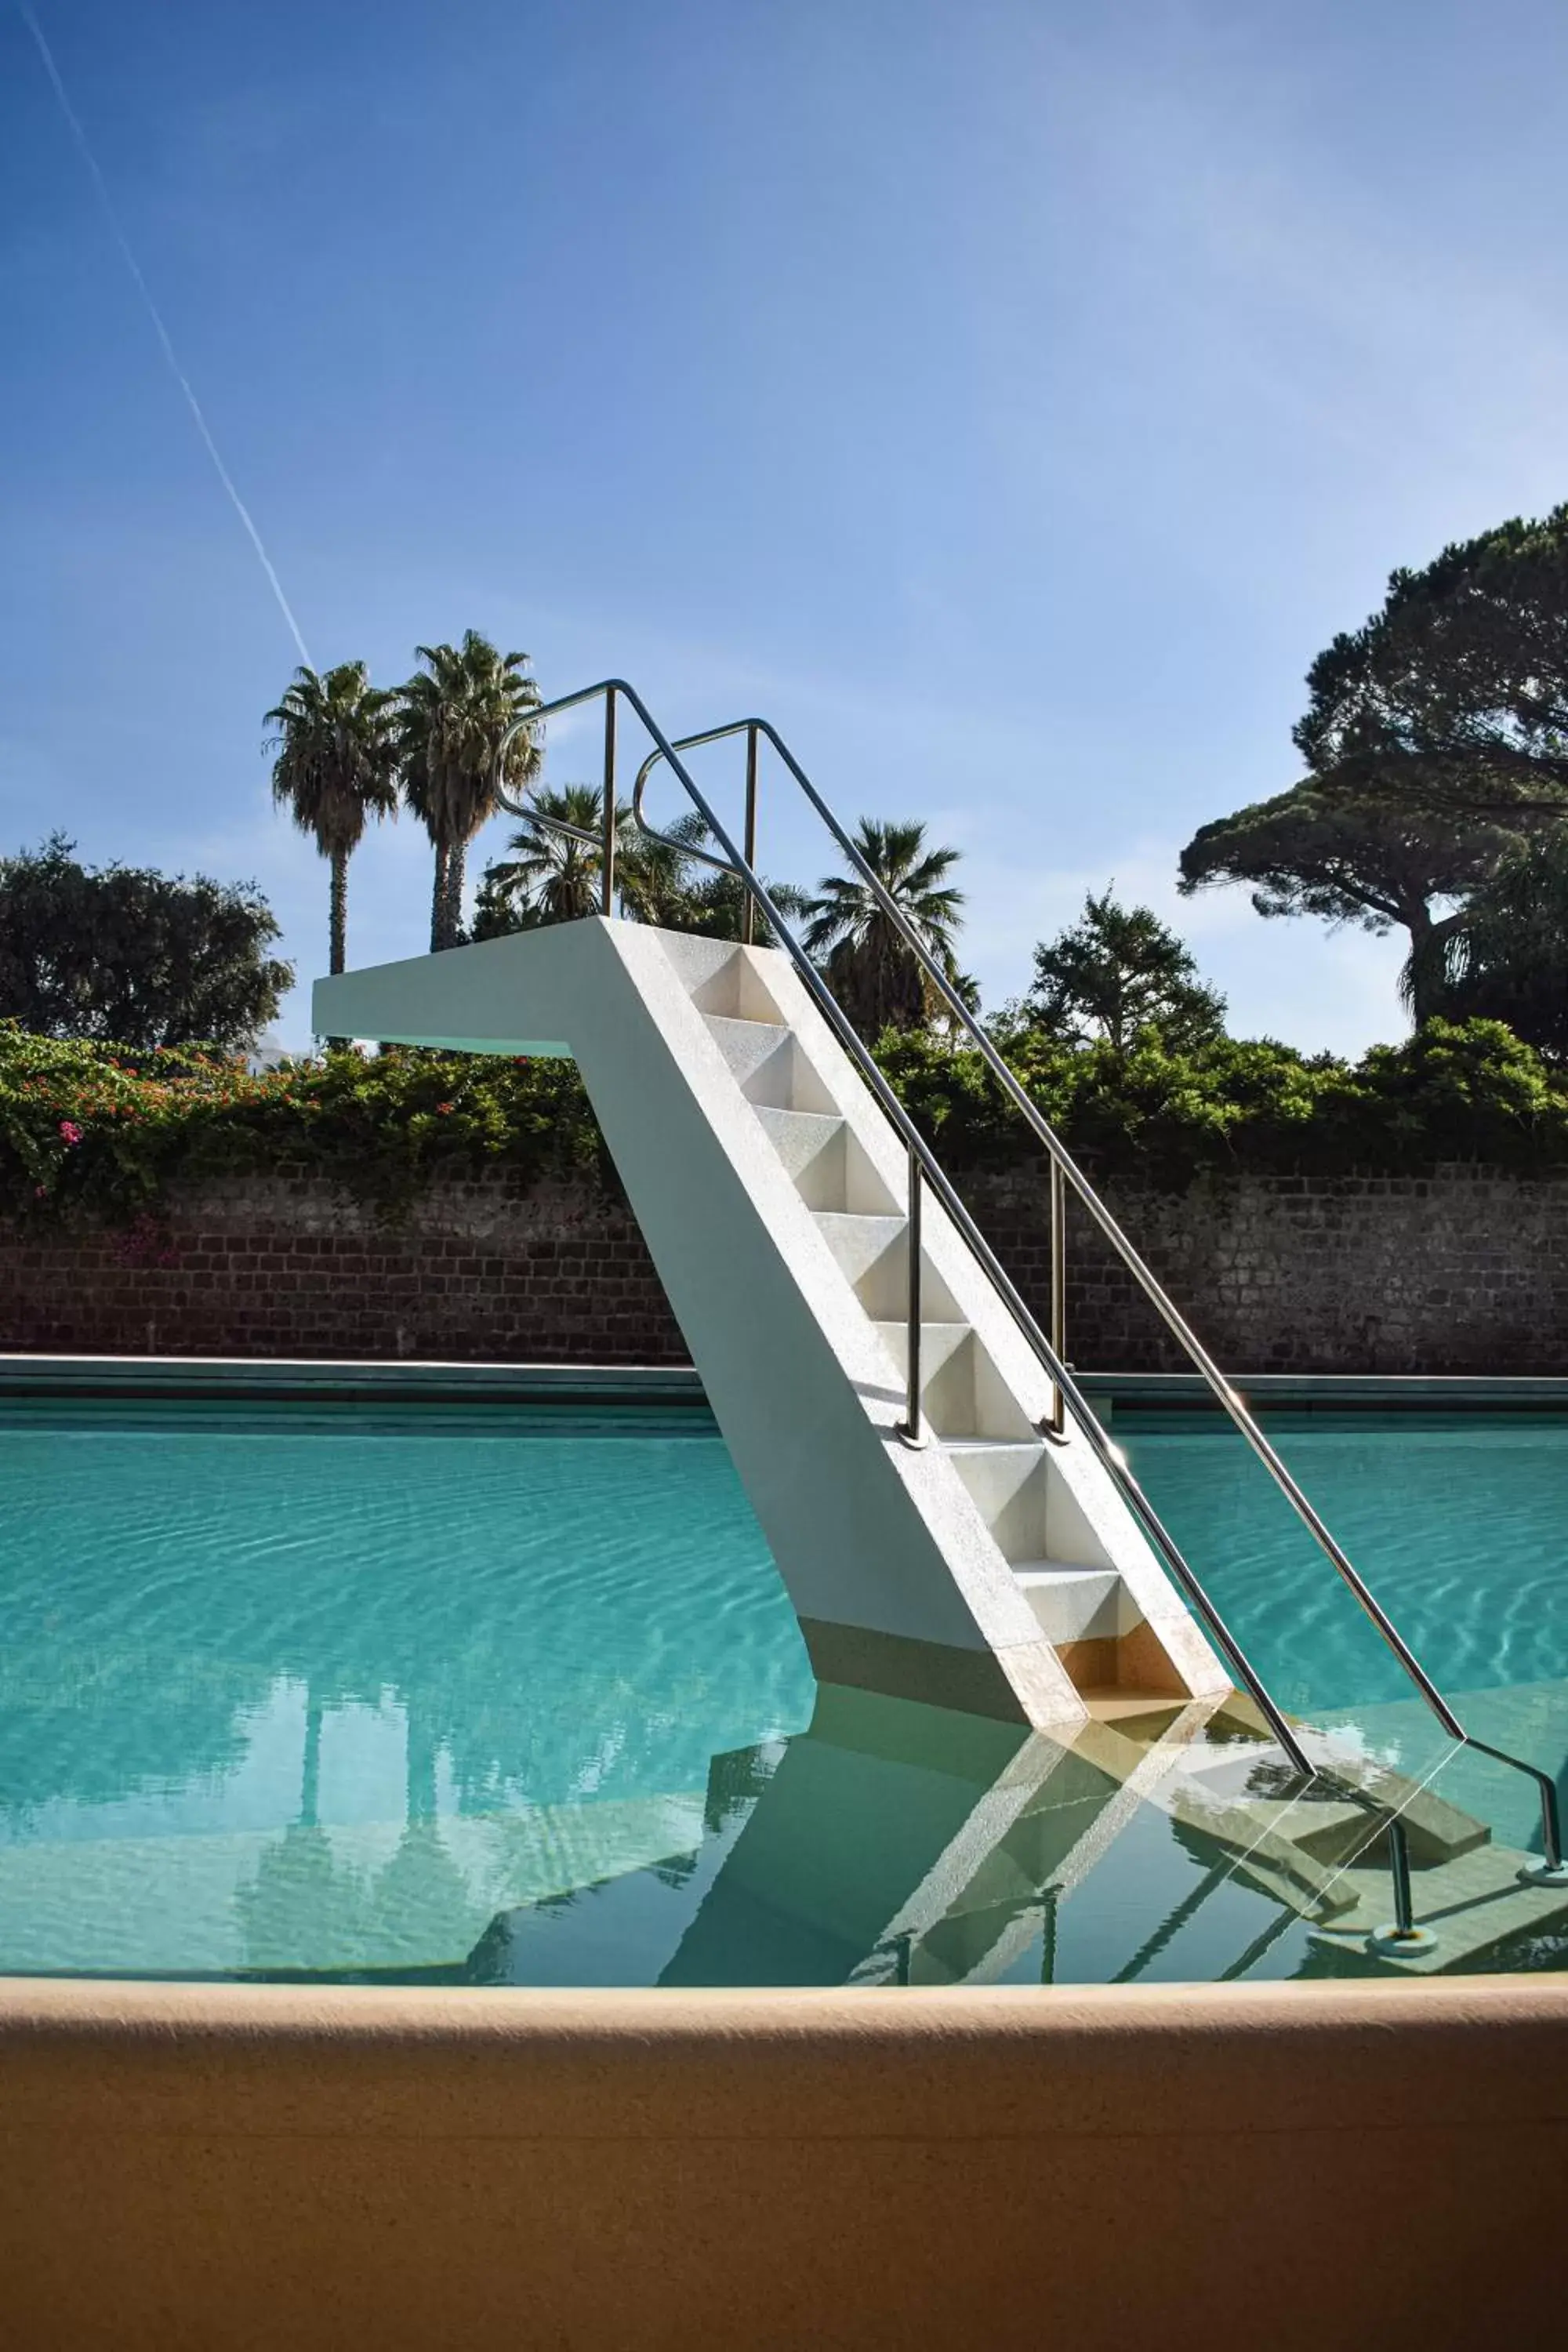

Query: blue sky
<box><xmin>5</xmin><ymin>0</ymin><xmax>1568</xmax><ymax>1053</ymax></box>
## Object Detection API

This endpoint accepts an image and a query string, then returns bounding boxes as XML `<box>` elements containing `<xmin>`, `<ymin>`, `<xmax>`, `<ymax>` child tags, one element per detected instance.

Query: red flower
<box><xmin>58</xmin><ymin>1120</ymin><xmax>82</xmax><ymax>1145</ymax></box>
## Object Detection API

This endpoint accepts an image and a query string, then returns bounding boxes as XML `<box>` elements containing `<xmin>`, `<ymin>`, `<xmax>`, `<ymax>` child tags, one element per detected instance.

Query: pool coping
<box><xmin>0</xmin><ymin>1350</ymin><xmax>709</xmax><ymax>1406</ymax></box>
<box><xmin>1079</xmin><ymin>1370</ymin><xmax>1568</xmax><ymax>1410</ymax></box>
<box><xmin>1</xmin><ymin>1975</ymin><xmax>1563</xmax><ymax>2345</ymax></box>
<box><xmin>6</xmin><ymin>1351</ymin><xmax>1568</xmax><ymax>1411</ymax></box>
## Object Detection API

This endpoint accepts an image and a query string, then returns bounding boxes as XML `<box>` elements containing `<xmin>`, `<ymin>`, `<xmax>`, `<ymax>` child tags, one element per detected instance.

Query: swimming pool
<box><xmin>2</xmin><ymin>1390</ymin><xmax>1565</xmax><ymax>1984</ymax></box>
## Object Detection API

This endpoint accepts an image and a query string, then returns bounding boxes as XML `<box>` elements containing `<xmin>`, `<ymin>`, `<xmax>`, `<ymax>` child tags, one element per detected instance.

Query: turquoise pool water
<box><xmin>2</xmin><ymin>1396</ymin><xmax>1565</xmax><ymax>1984</ymax></box>
<box><xmin>1120</xmin><ymin>1411</ymin><xmax>1568</xmax><ymax>1709</ymax></box>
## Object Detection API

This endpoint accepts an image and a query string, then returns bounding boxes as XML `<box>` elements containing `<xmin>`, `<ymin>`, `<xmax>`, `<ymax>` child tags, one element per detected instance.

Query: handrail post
<box><xmin>742</xmin><ymin>724</ymin><xmax>759</xmax><ymax>948</ymax></box>
<box><xmin>1512</xmin><ymin>1756</ymin><xmax>1568</xmax><ymax>1884</ymax></box>
<box><xmin>1047</xmin><ymin>1159</ymin><xmax>1067</xmax><ymax>1438</ymax></box>
<box><xmin>896</xmin><ymin>1145</ymin><xmax>925</xmax><ymax>1449</ymax></box>
<box><xmin>1388</xmin><ymin>1816</ymin><xmax>1414</xmax><ymax>1935</ymax></box>
<box><xmin>601</xmin><ymin>688</ymin><xmax>618</xmax><ymax>917</ymax></box>
<box><xmin>1366</xmin><ymin>1815</ymin><xmax>1435</xmax><ymax>1955</ymax></box>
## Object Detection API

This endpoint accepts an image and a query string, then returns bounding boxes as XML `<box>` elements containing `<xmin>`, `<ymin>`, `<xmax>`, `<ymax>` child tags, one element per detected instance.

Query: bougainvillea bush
<box><xmin>0</xmin><ymin>1025</ymin><xmax>601</xmax><ymax>1221</ymax></box>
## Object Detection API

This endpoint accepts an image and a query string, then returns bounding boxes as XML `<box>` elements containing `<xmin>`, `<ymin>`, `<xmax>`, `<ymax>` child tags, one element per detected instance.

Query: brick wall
<box><xmin>0</xmin><ymin>1174</ymin><xmax>686</xmax><ymax>1367</ymax></box>
<box><xmin>2</xmin><ymin>1163</ymin><xmax>1564</xmax><ymax>1373</ymax></box>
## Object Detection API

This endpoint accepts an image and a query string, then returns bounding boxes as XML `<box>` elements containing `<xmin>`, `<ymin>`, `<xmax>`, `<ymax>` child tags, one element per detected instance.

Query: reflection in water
<box><xmin>0</xmin><ymin>1404</ymin><xmax>814</xmax><ymax>1976</ymax></box>
<box><xmin>472</xmin><ymin>1690</ymin><xmax>1311</xmax><ymax>1991</ymax></box>
<box><xmin>4</xmin><ymin>1402</ymin><xmax>1567</xmax><ymax>1984</ymax></box>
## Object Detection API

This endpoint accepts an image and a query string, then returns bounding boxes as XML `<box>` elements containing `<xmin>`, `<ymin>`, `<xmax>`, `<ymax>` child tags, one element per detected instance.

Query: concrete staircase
<box><xmin>314</xmin><ymin>916</ymin><xmax>1228</xmax><ymax>1732</ymax></box>
<box><xmin>691</xmin><ymin>938</ymin><xmax>1168</xmax><ymax>1692</ymax></box>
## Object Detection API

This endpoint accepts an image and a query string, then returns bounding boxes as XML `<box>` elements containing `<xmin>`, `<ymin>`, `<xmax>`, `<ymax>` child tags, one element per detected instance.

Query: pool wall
<box><xmin>1</xmin><ymin>1976</ymin><xmax>1563</xmax><ymax>2349</ymax></box>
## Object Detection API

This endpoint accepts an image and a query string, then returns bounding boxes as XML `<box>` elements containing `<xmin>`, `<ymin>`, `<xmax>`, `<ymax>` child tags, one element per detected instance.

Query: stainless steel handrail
<box><xmin>622</xmin><ymin>707</ymin><xmax>1565</xmax><ymax>1882</ymax></box>
<box><xmin>495</xmin><ymin>684</ymin><xmax>1312</xmax><ymax>1779</ymax></box>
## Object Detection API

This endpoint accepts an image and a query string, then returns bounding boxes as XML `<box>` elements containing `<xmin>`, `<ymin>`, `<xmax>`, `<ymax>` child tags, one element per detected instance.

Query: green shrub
<box><xmin>876</xmin><ymin>1019</ymin><xmax>1568</xmax><ymax>1181</ymax></box>
<box><xmin>4</xmin><ymin>1014</ymin><xmax>1566</xmax><ymax>1227</ymax></box>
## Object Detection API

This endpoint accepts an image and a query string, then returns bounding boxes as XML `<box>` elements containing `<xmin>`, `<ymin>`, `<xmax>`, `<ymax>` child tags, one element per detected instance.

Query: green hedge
<box><xmin>3</xmin><ymin>1016</ymin><xmax>1566</xmax><ymax>1226</ymax></box>
<box><xmin>875</xmin><ymin>1018</ymin><xmax>1568</xmax><ymax>1181</ymax></box>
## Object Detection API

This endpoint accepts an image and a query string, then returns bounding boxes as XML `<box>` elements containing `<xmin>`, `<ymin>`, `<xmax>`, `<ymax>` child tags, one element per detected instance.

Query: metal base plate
<box><xmin>1367</xmin><ymin>1923</ymin><xmax>1439</xmax><ymax>1957</ymax></box>
<box><xmin>1517</xmin><ymin>1860</ymin><xmax>1568</xmax><ymax>1888</ymax></box>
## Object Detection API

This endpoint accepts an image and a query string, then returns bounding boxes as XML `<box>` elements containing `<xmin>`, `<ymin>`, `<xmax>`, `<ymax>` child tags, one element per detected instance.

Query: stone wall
<box><xmin>1</xmin><ymin>1163</ymin><xmax>1563</xmax><ymax>1373</ymax></box>
<box><xmin>971</xmin><ymin>1164</ymin><xmax>1563</xmax><ymax>1374</ymax></box>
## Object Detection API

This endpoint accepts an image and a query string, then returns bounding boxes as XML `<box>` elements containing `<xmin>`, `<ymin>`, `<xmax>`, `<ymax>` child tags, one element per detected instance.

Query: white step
<box><xmin>1311</xmin><ymin>1842</ymin><xmax>1568</xmax><ymax>1972</ymax></box>
<box><xmin>704</xmin><ymin>1013</ymin><xmax>835</xmax><ymax>1112</ymax></box>
<box><xmin>813</xmin><ymin>1210</ymin><xmax>910</xmax><ymax>1289</ymax></box>
<box><xmin>942</xmin><ymin>1438</ymin><xmax>1043</xmax><ymax>1520</ymax></box>
<box><xmin>754</xmin><ymin>1106</ymin><xmax>846</xmax><ymax>1207</ymax></box>
<box><xmin>676</xmin><ymin>939</ymin><xmax>784</xmax><ymax>1024</ymax></box>
<box><xmin>815</xmin><ymin>1211</ymin><xmax>966</xmax><ymax>1323</ymax></box>
<box><xmin>1013</xmin><ymin>1562</ymin><xmax>1121</xmax><ymax>1644</ymax></box>
<box><xmin>872</xmin><ymin>1319</ymin><xmax>972</xmax><ymax>1385</ymax></box>
<box><xmin>703</xmin><ymin>1013</ymin><xmax>795</xmax><ymax>1098</ymax></box>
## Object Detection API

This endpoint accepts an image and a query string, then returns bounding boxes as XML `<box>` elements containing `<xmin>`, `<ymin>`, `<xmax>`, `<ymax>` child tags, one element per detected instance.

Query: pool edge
<box><xmin>0</xmin><ymin>1975</ymin><xmax>1563</xmax><ymax>2347</ymax></box>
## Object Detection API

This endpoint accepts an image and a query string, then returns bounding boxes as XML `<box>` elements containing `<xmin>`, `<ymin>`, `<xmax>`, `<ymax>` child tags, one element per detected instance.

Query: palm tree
<box><xmin>397</xmin><ymin>632</ymin><xmax>542</xmax><ymax>949</ymax></box>
<box><xmin>471</xmin><ymin>786</ymin><xmax>692</xmax><ymax>935</ymax></box>
<box><xmin>472</xmin><ymin>790</ymin><xmax>811</xmax><ymax>943</ymax></box>
<box><xmin>473</xmin><ymin>786</ymin><xmax>618</xmax><ymax>932</ymax></box>
<box><xmin>802</xmin><ymin>818</ymin><xmax>964</xmax><ymax>1038</ymax></box>
<box><xmin>264</xmin><ymin>662</ymin><xmax>399</xmax><ymax>975</ymax></box>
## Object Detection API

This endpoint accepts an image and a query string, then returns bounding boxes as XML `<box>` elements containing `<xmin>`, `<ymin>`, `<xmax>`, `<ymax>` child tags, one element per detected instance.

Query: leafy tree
<box><xmin>397</xmin><ymin>632</ymin><xmax>542</xmax><ymax>950</ymax></box>
<box><xmin>801</xmin><ymin>819</ymin><xmax>964</xmax><ymax>1040</ymax></box>
<box><xmin>1420</xmin><ymin>830</ymin><xmax>1568</xmax><ymax>1058</ymax></box>
<box><xmin>1022</xmin><ymin>890</ymin><xmax>1225</xmax><ymax>1053</ymax></box>
<box><xmin>264</xmin><ymin>661</ymin><xmax>399</xmax><ymax>976</ymax></box>
<box><xmin>1178</xmin><ymin>783</ymin><xmax>1512</xmax><ymax>1024</ymax></box>
<box><xmin>0</xmin><ymin>837</ymin><xmax>291</xmax><ymax>1051</ymax></box>
<box><xmin>1298</xmin><ymin>504</ymin><xmax>1568</xmax><ymax>823</ymax></box>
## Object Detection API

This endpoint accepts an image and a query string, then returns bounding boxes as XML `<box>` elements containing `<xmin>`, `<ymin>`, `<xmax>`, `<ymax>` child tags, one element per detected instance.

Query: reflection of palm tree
<box><xmin>406</xmin><ymin>1706</ymin><xmax>440</xmax><ymax>1825</ymax></box>
<box><xmin>365</xmin><ymin>1820</ymin><xmax>479</xmax><ymax>1968</ymax></box>
<box><xmin>299</xmin><ymin>1694</ymin><xmax>323</xmax><ymax>1830</ymax></box>
<box><xmin>235</xmin><ymin>1824</ymin><xmax>376</xmax><ymax>1973</ymax></box>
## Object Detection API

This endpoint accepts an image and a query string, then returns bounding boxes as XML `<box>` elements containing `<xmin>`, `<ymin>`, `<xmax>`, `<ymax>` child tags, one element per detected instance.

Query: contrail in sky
<box><xmin>19</xmin><ymin>4</ymin><xmax>314</xmax><ymax>668</ymax></box>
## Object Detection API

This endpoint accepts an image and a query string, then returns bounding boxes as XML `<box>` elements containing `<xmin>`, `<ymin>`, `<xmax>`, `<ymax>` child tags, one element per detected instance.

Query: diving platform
<box><xmin>314</xmin><ymin>918</ymin><xmax>1228</xmax><ymax>1730</ymax></box>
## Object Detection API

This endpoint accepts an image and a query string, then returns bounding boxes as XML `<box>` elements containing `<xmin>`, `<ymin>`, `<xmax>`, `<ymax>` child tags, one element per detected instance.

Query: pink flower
<box><xmin>436</xmin><ymin>1102</ymin><xmax>455</xmax><ymax>1115</ymax></box>
<box><xmin>58</xmin><ymin>1120</ymin><xmax>82</xmax><ymax>1145</ymax></box>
